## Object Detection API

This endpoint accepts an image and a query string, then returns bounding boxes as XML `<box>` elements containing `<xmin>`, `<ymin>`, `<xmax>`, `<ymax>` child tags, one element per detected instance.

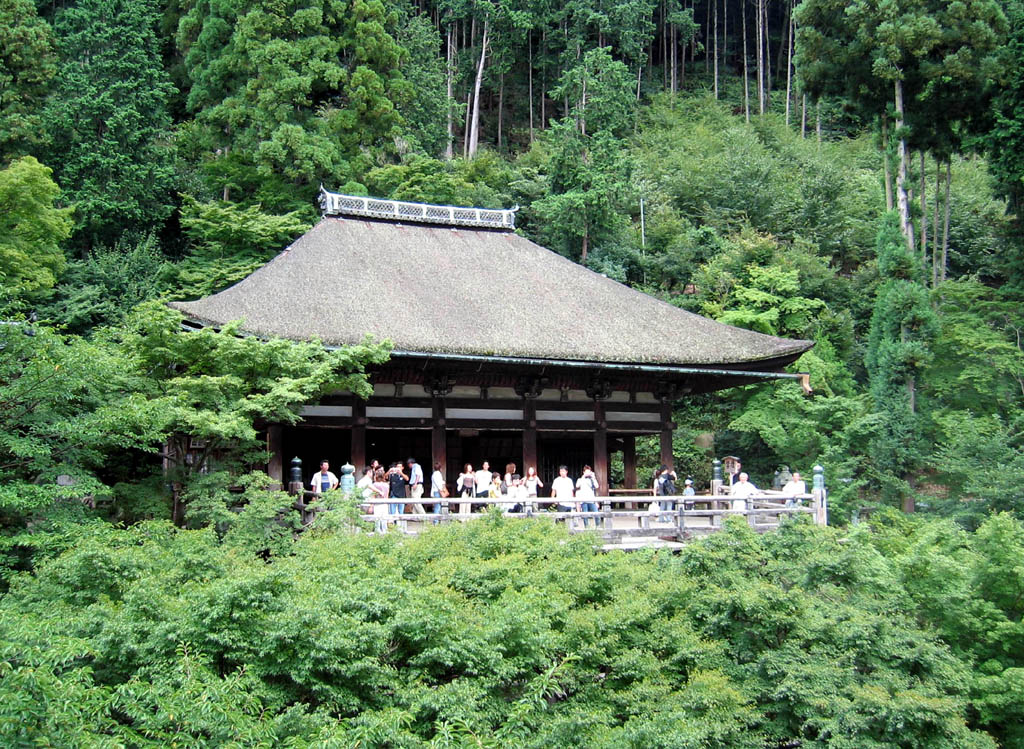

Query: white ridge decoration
<box><xmin>319</xmin><ymin>186</ymin><xmax>517</xmax><ymax>230</ymax></box>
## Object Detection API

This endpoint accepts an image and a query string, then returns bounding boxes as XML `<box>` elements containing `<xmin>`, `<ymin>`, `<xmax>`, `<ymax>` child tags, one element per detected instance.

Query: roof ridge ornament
<box><xmin>318</xmin><ymin>186</ymin><xmax>517</xmax><ymax>230</ymax></box>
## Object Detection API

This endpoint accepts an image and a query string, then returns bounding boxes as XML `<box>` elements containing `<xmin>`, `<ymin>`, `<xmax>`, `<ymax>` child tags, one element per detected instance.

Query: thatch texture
<box><xmin>172</xmin><ymin>218</ymin><xmax>812</xmax><ymax>366</ymax></box>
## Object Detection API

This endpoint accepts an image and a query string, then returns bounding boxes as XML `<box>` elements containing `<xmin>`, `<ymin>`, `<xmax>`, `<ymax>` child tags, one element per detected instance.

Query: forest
<box><xmin>2</xmin><ymin>0</ymin><xmax>1024</xmax><ymax>743</ymax></box>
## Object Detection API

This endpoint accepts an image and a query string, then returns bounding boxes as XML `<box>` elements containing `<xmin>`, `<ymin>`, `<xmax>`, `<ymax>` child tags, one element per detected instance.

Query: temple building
<box><xmin>171</xmin><ymin>190</ymin><xmax>813</xmax><ymax>491</ymax></box>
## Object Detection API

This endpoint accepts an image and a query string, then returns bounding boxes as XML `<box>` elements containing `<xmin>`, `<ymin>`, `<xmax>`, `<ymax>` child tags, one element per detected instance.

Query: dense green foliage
<box><xmin>2</xmin><ymin>513</ymin><xmax>1024</xmax><ymax>746</ymax></box>
<box><xmin>4</xmin><ymin>0</ymin><xmax>1024</xmax><ymax>742</ymax></box>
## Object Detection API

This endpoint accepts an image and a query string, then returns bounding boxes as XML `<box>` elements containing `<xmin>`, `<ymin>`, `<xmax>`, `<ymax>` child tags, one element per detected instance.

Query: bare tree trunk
<box><xmin>920</xmin><ymin>150</ymin><xmax>928</xmax><ymax>271</ymax></box>
<box><xmin>816</xmin><ymin>102</ymin><xmax>821</xmax><ymax>143</ymax></box>
<box><xmin>801</xmin><ymin>93</ymin><xmax>806</xmax><ymax>137</ymax></box>
<box><xmin>894</xmin><ymin>79</ymin><xmax>914</xmax><ymax>251</ymax></box>
<box><xmin>881</xmin><ymin>115</ymin><xmax>893</xmax><ymax>211</ymax></box>
<box><xmin>932</xmin><ymin>157</ymin><xmax>941</xmax><ymax>287</ymax></box>
<box><xmin>445</xmin><ymin>26</ymin><xmax>454</xmax><ymax>159</ymax></box>
<box><xmin>467</xmin><ymin>20</ymin><xmax>489</xmax><ymax>158</ymax></box>
<box><xmin>941</xmin><ymin>160</ymin><xmax>951</xmax><ymax>283</ymax></box>
<box><xmin>713</xmin><ymin>0</ymin><xmax>719</xmax><ymax>98</ymax></box>
<box><xmin>497</xmin><ymin>73</ymin><xmax>504</xmax><ymax>151</ymax></box>
<box><xmin>756</xmin><ymin>0</ymin><xmax>765</xmax><ymax>114</ymax></box>
<box><xmin>785</xmin><ymin>0</ymin><xmax>793</xmax><ymax>126</ymax></box>
<box><xmin>636</xmin><ymin>65</ymin><xmax>642</xmax><ymax>101</ymax></box>
<box><xmin>582</xmin><ymin>221</ymin><xmax>589</xmax><ymax>262</ymax></box>
<box><xmin>743</xmin><ymin>0</ymin><xmax>750</xmax><ymax>122</ymax></box>
<box><xmin>528</xmin><ymin>32</ymin><xmax>534</xmax><ymax>143</ymax></box>
<box><xmin>541</xmin><ymin>29</ymin><xmax>546</xmax><ymax>130</ymax></box>
<box><xmin>671</xmin><ymin>23</ymin><xmax>677</xmax><ymax>94</ymax></box>
<box><xmin>762</xmin><ymin>0</ymin><xmax>771</xmax><ymax>107</ymax></box>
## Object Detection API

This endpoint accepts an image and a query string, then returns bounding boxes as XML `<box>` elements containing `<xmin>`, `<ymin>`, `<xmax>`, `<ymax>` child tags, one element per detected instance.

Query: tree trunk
<box><xmin>581</xmin><ymin>220</ymin><xmax>589</xmax><ymax>262</ymax></box>
<box><xmin>497</xmin><ymin>72</ymin><xmax>504</xmax><ymax>151</ymax></box>
<box><xmin>881</xmin><ymin>115</ymin><xmax>893</xmax><ymax>211</ymax></box>
<box><xmin>919</xmin><ymin>150</ymin><xmax>927</xmax><ymax>270</ymax></box>
<box><xmin>528</xmin><ymin>32</ymin><xmax>534</xmax><ymax>143</ymax></box>
<box><xmin>445</xmin><ymin>26</ymin><xmax>454</xmax><ymax>159</ymax></box>
<box><xmin>756</xmin><ymin>0</ymin><xmax>764</xmax><ymax>114</ymax></box>
<box><xmin>893</xmin><ymin>78</ymin><xmax>914</xmax><ymax>251</ymax></box>
<box><xmin>762</xmin><ymin>0</ymin><xmax>771</xmax><ymax>106</ymax></box>
<box><xmin>713</xmin><ymin>0</ymin><xmax>718</xmax><ymax>98</ymax></box>
<box><xmin>785</xmin><ymin>0</ymin><xmax>793</xmax><ymax>126</ymax></box>
<box><xmin>743</xmin><ymin>0</ymin><xmax>750</xmax><ymax>122</ymax></box>
<box><xmin>932</xmin><ymin>158</ymin><xmax>941</xmax><ymax>287</ymax></box>
<box><xmin>467</xmin><ymin>20</ymin><xmax>488</xmax><ymax>158</ymax></box>
<box><xmin>801</xmin><ymin>93</ymin><xmax>806</xmax><ymax>137</ymax></box>
<box><xmin>941</xmin><ymin>159</ymin><xmax>951</xmax><ymax>283</ymax></box>
<box><xmin>541</xmin><ymin>29</ymin><xmax>547</xmax><ymax>130</ymax></box>
<box><xmin>671</xmin><ymin>22</ymin><xmax>677</xmax><ymax>94</ymax></box>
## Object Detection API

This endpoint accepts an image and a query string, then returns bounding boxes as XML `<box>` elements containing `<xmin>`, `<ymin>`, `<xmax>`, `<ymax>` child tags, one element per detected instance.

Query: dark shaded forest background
<box><xmin>3</xmin><ymin>0</ymin><xmax>1024</xmax><ymax>744</ymax></box>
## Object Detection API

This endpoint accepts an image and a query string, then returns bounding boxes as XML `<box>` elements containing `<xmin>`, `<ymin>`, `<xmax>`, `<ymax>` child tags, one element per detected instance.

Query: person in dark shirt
<box><xmin>387</xmin><ymin>462</ymin><xmax>408</xmax><ymax>517</ymax></box>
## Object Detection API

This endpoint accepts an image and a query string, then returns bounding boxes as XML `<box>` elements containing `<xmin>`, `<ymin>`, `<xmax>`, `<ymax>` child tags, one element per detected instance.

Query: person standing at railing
<box><xmin>407</xmin><ymin>457</ymin><xmax>425</xmax><ymax>515</ymax></box>
<box><xmin>551</xmin><ymin>465</ymin><xmax>575</xmax><ymax>515</ymax></box>
<box><xmin>475</xmin><ymin>461</ymin><xmax>493</xmax><ymax>504</ymax></box>
<box><xmin>782</xmin><ymin>471</ymin><xmax>806</xmax><ymax>508</ymax></box>
<box><xmin>729</xmin><ymin>472</ymin><xmax>758</xmax><ymax>511</ymax></box>
<box><xmin>356</xmin><ymin>466</ymin><xmax>374</xmax><ymax>514</ymax></box>
<box><xmin>430</xmin><ymin>462</ymin><xmax>446</xmax><ymax>517</ymax></box>
<box><xmin>371</xmin><ymin>468</ymin><xmax>390</xmax><ymax>532</ymax></box>
<box><xmin>524</xmin><ymin>466</ymin><xmax>544</xmax><ymax>507</ymax></box>
<box><xmin>488</xmin><ymin>472</ymin><xmax>505</xmax><ymax>510</ymax></box>
<box><xmin>653</xmin><ymin>465</ymin><xmax>677</xmax><ymax>522</ymax></box>
<box><xmin>387</xmin><ymin>462</ymin><xmax>407</xmax><ymax>518</ymax></box>
<box><xmin>681</xmin><ymin>478</ymin><xmax>696</xmax><ymax>510</ymax></box>
<box><xmin>456</xmin><ymin>464</ymin><xmax>475</xmax><ymax>517</ymax></box>
<box><xmin>310</xmin><ymin>460</ymin><xmax>339</xmax><ymax>496</ymax></box>
<box><xmin>507</xmin><ymin>474</ymin><xmax>526</xmax><ymax>513</ymax></box>
<box><xmin>576</xmin><ymin>465</ymin><xmax>599</xmax><ymax>527</ymax></box>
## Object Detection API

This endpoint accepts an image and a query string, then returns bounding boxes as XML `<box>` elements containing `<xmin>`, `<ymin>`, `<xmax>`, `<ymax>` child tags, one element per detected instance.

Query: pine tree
<box><xmin>42</xmin><ymin>0</ymin><xmax>176</xmax><ymax>251</ymax></box>
<box><xmin>865</xmin><ymin>212</ymin><xmax>938</xmax><ymax>511</ymax></box>
<box><xmin>0</xmin><ymin>0</ymin><xmax>57</xmax><ymax>161</ymax></box>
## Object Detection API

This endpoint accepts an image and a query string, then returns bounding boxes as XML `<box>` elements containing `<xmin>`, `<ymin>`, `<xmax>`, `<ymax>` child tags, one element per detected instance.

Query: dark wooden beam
<box><xmin>351</xmin><ymin>399</ymin><xmax>366</xmax><ymax>470</ymax></box>
<box><xmin>623</xmin><ymin>434</ymin><xmax>637</xmax><ymax>489</ymax></box>
<box><xmin>660</xmin><ymin>400</ymin><xmax>674</xmax><ymax>470</ymax></box>
<box><xmin>267</xmin><ymin>425</ymin><xmax>283</xmax><ymax>489</ymax></box>
<box><xmin>431</xmin><ymin>396</ymin><xmax>447</xmax><ymax>487</ymax></box>
<box><xmin>593</xmin><ymin>400</ymin><xmax>609</xmax><ymax>492</ymax></box>
<box><xmin>523</xmin><ymin>396</ymin><xmax>538</xmax><ymax>475</ymax></box>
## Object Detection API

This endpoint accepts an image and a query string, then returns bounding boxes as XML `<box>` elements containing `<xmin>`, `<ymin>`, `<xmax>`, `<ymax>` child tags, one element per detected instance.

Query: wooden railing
<box><xmin>297</xmin><ymin>492</ymin><xmax>824</xmax><ymax>545</ymax></box>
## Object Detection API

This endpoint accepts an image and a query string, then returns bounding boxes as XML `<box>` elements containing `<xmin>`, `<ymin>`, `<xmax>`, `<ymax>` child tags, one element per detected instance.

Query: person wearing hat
<box><xmin>653</xmin><ymin>465</ymin><xmax>677</xmax><ymax>522</ymax></box>
<box><xmin>681</xmin><ymin>477</ymin><xmax>696</xmax><ymax>510</ymax></box>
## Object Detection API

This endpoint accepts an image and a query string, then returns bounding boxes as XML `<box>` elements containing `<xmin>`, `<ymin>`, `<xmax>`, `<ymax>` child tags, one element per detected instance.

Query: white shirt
<box><xmin>551</xmin><ymin>475</ymin><xmax>575</xmax><ymax>500</ymax></box>
<box><xmin>782</xmin><ymin>479</ymin><xmax>806</xmax><ymax>496</ymax></box>
<box><xmin>408</xmin><ymin>462</ymin><xmax>424</xmax><ymax>487</ymax></box>
<box><xmin>356</xmin><ymin>473</ymin><xmax>373</xmax><ymax>499</ymax></box>
<box><xmin>475</xmin><ymin>468</ymin><xmax>493</xmax><ymax>492</ymax></box>
<box><xmin>310</xmin><ymin>470</ymin><xmax>338</xmax><ymax>493</ymax></box>
<box><xmin>730</xmin><ymin>480</ymin><xmax>759</xmax><ymax>498</ymax></box>
<box><xmin>576</xmin><ymin>474</ymin><xmax>597</xmax><ymax>498</ymax></box>
<box><xmin>430</xmin><ymin>470</ymin><xmax>445</xmax><ymax>495</ymax></box>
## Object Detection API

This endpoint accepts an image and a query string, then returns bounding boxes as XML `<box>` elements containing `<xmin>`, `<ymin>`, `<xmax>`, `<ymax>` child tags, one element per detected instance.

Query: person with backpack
<box><xmin>653</xmin><ymin>464</ymin><xmax>677</xmax><ymax>523</ymax></box>
<box><xmin>575</xmin><ymin>465</ymin><xmax>600</xmax><ymax>528</ymax></box>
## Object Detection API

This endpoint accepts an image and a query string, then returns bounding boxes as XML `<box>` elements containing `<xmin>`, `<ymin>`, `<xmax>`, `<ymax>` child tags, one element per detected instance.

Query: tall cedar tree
<box><xmin>865</xmin><ymin>212</ymin><xmax>938</xmax><ymax>511</ymax></box>
<box><xmin>42</xmin><ymin>0</ymin><xmax>176</xmax><ymax>253</ymax></box>
<box><xmin>0</xmin><ymin>0</ymin><xmax>57</xmax><ymax>161</ymax></box>
<box><xmin>176</xmin><ymin>0</ymin><xmax>408</xmax><ymax>209</ymax></box>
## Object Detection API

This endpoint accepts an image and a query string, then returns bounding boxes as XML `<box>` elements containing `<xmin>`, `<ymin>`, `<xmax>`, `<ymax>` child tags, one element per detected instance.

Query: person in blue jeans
<box><xmin>387</xmin><ymin>462</ymin><xmax>407</xmax><ymax>518</ymax></box>
<box><xmin>429</xmin><ymin>461</ymin><xmax>445</xmax><ymax>524</ymax></box>
<box><xmin>575</xmin><ymin>465</ymin><xmax>600</xmax><ymax>528</ymax></box>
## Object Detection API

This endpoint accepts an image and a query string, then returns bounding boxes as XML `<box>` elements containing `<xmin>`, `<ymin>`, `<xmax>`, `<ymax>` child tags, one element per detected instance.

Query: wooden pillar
<box><xmin>351</xmin><ymin>399</ymin><xmax>366</xmax><ymax>470</ymax></box>
<box><xmin>432</xmin><ymin>396</ymin><xmax>447</xmax><ymax>486</ymax></box>
<box><xmin>623</xmin><ymin>435</ymin><xmax>637</xmax><ymax>489</ymax></box>
<box><xmin>593</xmin><ymin>400</ymin><xmax>609</xmax><ymax>494</ymax></box>
<box><xmin>522</xmin><ymin>396</ymin><xmax>538</xmax><ymax>475</ymax></box>
<box><xmin>267</xmin><ymin>424</ymin><xmax>283</xmax><ymax>490</ymax></box>
<box><xmin>660</xmin><ymin>400</ymin><xmax>674</xmax><ymax>470</ymax></box>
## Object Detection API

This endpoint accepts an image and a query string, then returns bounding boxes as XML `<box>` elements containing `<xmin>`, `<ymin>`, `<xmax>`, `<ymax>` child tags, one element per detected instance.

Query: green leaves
<box><xmin>0</xmin><ymin>156</ymin><xmax>72</xmax><ymax>300</ymax></box>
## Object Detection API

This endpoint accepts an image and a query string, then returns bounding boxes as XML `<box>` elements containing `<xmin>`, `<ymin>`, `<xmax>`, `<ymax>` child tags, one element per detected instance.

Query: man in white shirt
<box><xmin>550</xmin><ymin>465</ymin><xmax>575</xmax><ymax>512</ymax></box>
<box><xmin>310</xmin><ymin>460</ymin><xmax>339</xmax><ymax>496</ymax></box>
<box><xmin>729</xmin><ymin>472</ymin><xmax>758</xmax><ymax>511</ymax></box>
<box><xmin>407</xmin><ymin>457</ymin><xmax>425</xmax><ymax>514</ymax></box>
<box><xmin>782</xmin><ymin>471</ymin><xmax>806</xmax><ymax>507</ymax></box>
<box><xmin>475</xmin><ymin>461</ymin><xmax>493</xmax><ymax>502</ymax></box>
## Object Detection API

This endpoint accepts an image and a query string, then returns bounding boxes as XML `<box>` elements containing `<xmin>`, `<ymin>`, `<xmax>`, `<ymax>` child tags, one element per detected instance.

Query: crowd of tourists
<box><xmin>310</xmin><ymin>456</ymin><xmax>811</xmax><ymax>529</ymax></box>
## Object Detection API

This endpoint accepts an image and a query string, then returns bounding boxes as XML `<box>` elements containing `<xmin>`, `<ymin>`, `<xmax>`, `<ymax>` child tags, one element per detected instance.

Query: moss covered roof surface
<box><xmin>172</xmin><ymin>217</ymin><xmax>813</xmax><ymax>366</ymax></box>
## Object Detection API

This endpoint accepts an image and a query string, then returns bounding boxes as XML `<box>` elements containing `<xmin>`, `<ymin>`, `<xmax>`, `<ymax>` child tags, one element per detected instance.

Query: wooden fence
<box><xmin>296</xmin><ymin>491</ymin><xmax>825</xmax><ymax>547</ymax></box>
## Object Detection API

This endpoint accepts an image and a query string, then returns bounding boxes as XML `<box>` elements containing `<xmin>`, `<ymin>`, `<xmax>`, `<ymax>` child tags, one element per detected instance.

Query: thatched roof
<box><xmin>171</xmin><ymin>216</ymin><xmax>812</xmax><ymax>367</ymax></box>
